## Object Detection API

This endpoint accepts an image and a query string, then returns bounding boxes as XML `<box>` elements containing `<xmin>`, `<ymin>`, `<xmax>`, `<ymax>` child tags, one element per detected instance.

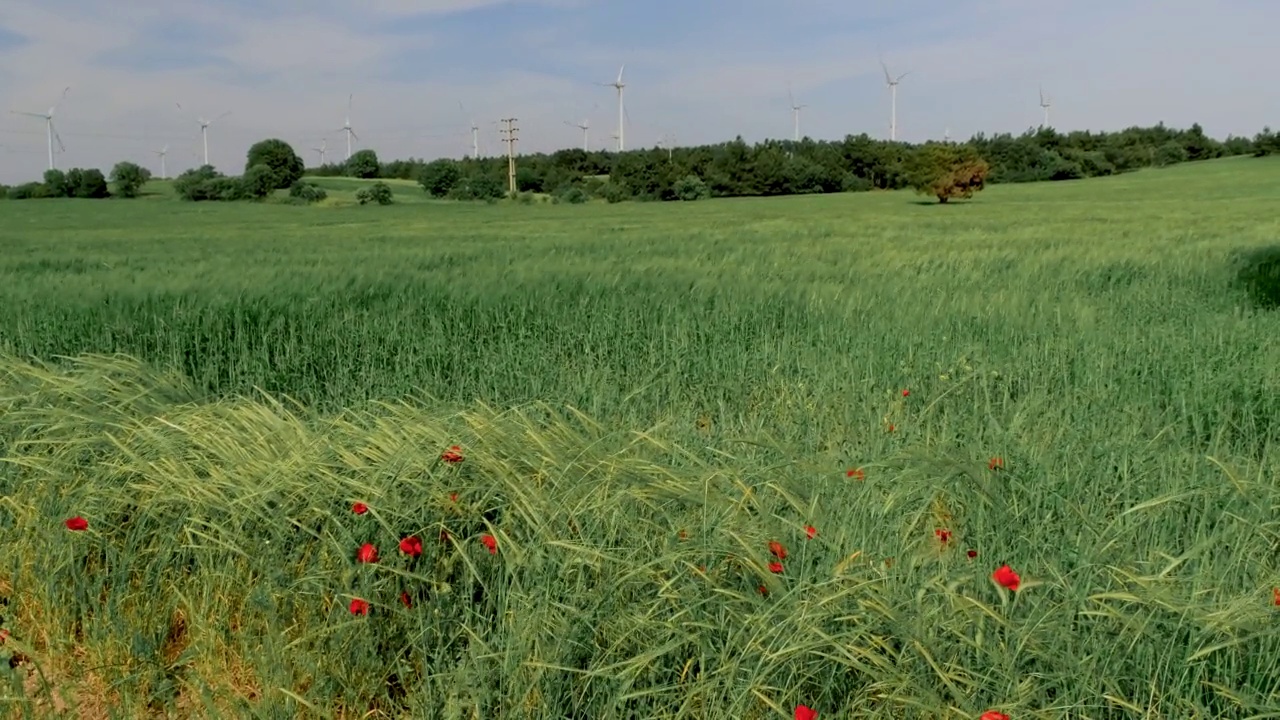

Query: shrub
<box><xmin>43</xmin><ymin>169</ymin><xmax>69</xmax><ymax>197</ymax></box>
<box><xmin>557</xmin><ymin>186</ymin><xmax>588</xmax><ymax>204</ymax></box>
<box><xmin>288</xmin><ymin>180</ymin><xmax>328</xmax><ymax>204</ymax></box>
<box><xmin>174</xmin><ymin>166</ymin><xmax>236</xmax><ymax>202</ymax></box>
<box><xmin>1155</xmin><ymin>141</ymin><xmax>1189</xmax><ymax>167</ymax></box>
<box><xmin>447</xmin><ymin>175</ymin><xmax>506</xmax><ymax>202</ymax></box>
<box><xmin>517</xmin><ymin>191</ymin><xmax>536</xmax><ymax>205</ymax></box>
<box><xmin>346</xmin><ymin>149</ymin><xmax>380</xmax><ymax>179</ymax></box>
<box><xmin>245</xmin><ymin>139</ymin><xmax>304</xmax><ymax>189</ymax></box>
<box><xmin>907</xmin><ymin>143</ymin><xmax>991</xmax><ymax>203</ymax></box>
<box><xmin>418</xmin><ymin>159</ymin><xmax>462</xmax><ymax>197</ymax></box>
<box><xmin>602</xmin><ymin>182</ymin><xmax>629</xmax><ymax>204</ymax></box>
<box><xmin>673</xmin><ymin>174</ymin><xmax>709</xmax><ymax>201</ymax></box>
<box><xmin>841</xmin><ymin>173</ymin><xmax>873</xmax><ymax>193</ymax></box>
<box><xmin>1236</xmin><ymin>245</ymin><xmax>1280</xmax><ymax>310</ymax></box>
<box><xmin>64</xmin><ymin>168</ymin><xmax>110</xmax><ymax>198</ymax></box>
<box><xmin>355</xmin><ymin>181</ymin><xmax>394</xmax><ymax>205</ymax></box>
<box><xmin>240</xmin><ymin>164</ymin><xmax>278</xmax><ymax>200</ymax></box>
<box><xmin>7</xmin><ymin>182</ymin><xmax>47</xmax><ymax>199</ymax></box>
<box><xmin>0</xmin><ymin>184</ymin><xmax>7</xmax><ymax>199</ymax></box>
<box><xmin>110</xmin><ymin>162</ymin><xmax>151</xmax><ymax>198</ymax></box>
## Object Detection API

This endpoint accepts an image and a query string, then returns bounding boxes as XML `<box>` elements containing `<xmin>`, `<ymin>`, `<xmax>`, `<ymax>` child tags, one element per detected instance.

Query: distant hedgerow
<box><xmin>1236</xmin><ymin>245</ymin><xmax>1280</xmax><ymax>310</ymax></box>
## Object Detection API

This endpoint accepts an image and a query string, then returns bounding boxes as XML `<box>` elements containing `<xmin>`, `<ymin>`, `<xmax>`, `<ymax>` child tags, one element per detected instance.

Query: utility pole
<box><xmin>499</xmin><ymin>117</ymin><xmax>518</xmax><ymax>196</ymax></box>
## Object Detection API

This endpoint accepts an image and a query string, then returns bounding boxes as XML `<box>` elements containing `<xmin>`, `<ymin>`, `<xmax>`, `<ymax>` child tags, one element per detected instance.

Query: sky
<box><xmin>0</xmin><ymin>0</ymin><xmax>1276</xmax><ymax>184</ymax></box>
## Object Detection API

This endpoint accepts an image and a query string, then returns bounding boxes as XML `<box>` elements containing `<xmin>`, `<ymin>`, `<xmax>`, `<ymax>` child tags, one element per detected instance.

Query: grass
<box><xmin>1</xmin><ymin>156</ymin><xmax>1279</xmax><ymax>718</ymax></box>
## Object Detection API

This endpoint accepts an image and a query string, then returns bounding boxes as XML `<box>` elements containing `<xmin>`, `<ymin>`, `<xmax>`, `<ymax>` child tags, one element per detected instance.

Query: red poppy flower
<box><xmin>352</xmin><ymin>502</ymin><xmax>368</xmax><ymax>515</ymax></box>
<box><xmin>795</xmin><ymin>705</ymin><xmax>818</xmax><ymax>720</ymax></box>
<box><xmin>678</xmin><ymin>529</ymin><xmax>689</xmax><ymax>541</ymax></box>
<box><xmin>480</xmin><ymin>533</ymin><xmax>498</xmax><ymax>555</ymax></box>
<box><xmin>935</xmin><ymin>528</ymin><xmax>952</xmax><ymax>545</ymax></box>
<box><xmin>349</xmin><ymin>598</ymin><xmax>369</xmax><ymax>616</ymax></box>
<box><xmin>0</xmin><ymin>629</ymin><xmax>9</xmax><ymax>644</ymax></box>
<box><xmin>64</xmin><ymin>516</ymin><xmax>88</xmax><ymax>532</ymax></box>
<box><xmin>757</xmin><ymin>585</ymin><xmax>769</xmax><ymax>596</ymax></box>
<box><xmin>967</xmin><ymin>549</ymin><xmax>978</xmax><ymax>559</ymax></box>
<box><xmin>449</xmin><ymin>492</ymin><xmax>459</xmax><ymax>503</ymax></box>
<box><xmin>804</xmin><ymin>525</ymin><xmax>817</xmax><ymax>540</ymax></box>
<box><xmin>356</xmin><ymin>543</ymin><xmax>379</xmax><ymax>564</ymax></box>
<box><xmin>988</xmin><ymin>457</ymin><xmax>1005</xmax><ymax>471</ymax></box>
<box><xmin>901</xmin><ymin>389</ymin><xmax>910</xmax><ymax>397</ymax></box>
<box><xmin>979</xmin><ymin>712</ymin><xmax>1009</xmax><ymax>720</ymax></box>
<box><xmin>400</xmin><ymin>591</ymin><xmax>413</xmax><ymax>609</ymax></box>
<box><xmin>768</xmin><ymin>540</ymin><xmax>787</xmax><ymax>559</ymax></box>
<box><xmin>441</xmin><ymin>445</ymin><xmax>464</xmax><ymax>464</ymax></box>
<box><xmin>846</xmin><ymin>467</ymin><xmax>865</xmax><ymax>481</ymax></box>
<box><xmin>768</xmin><ymin>561</ymin><xmax>784</xmax><ymax>574</ymax></box>
<box><xmin>1273</xmin><ymin>587</ymin><xmax>1280</xmax><ymax>607</ymax></box>
<box><xmin>399</xmin><ymin>536</ymin><xmax>423</xmax><ymax>558</ymax></box>
<box><xmin>992</xmin><ymin>564</ymin><xmax>1021</xmax><ymax>592</ymax></box>
<box><xmin>886</xmin><ymin>423</ymin><xmax>896</xmax><ymax>433</ymax></box>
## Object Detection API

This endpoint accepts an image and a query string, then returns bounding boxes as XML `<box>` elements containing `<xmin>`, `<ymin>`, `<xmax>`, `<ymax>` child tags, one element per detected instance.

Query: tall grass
<box><xmin>1</xmin><ymin>157</ymin><xmax>1279</xmax><ymax>717</ymax></box>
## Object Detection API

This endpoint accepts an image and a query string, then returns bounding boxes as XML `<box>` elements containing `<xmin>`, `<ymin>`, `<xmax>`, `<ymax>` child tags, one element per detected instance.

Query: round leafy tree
<box><xmin>346</xmin><ymin>149</ymin><xmax>380</xmax><ymax>179</ymax></box>
<box><xmin>245</xmin><ymin>139</ymin><xmax>304</xmax><ymax>189</ymax></box>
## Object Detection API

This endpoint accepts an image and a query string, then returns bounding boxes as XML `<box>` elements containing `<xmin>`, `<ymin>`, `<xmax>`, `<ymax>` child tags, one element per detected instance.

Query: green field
<box><xmin>2</xmin><ymin>158</ymin><xmax>1279</xmax><ymax>718</ymax></box>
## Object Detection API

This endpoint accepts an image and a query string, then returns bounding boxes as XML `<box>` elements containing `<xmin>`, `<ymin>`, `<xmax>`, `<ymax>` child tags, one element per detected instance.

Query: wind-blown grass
<box><xmin>1</xmin><ymin>157</ymin><xmax>1280</xmax><ymax>717</ymax></box>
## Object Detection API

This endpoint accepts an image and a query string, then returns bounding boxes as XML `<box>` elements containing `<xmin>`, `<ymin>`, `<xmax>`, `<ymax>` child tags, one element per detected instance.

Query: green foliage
<box><xmin>417</xmin><ymin>159</ymin><xmax>462</xmax><ymax>197</ymax></box>
<box><xmin>673</xmin><ymin>174</ymin><xmax>709</xmax><ymax>201</ymax></box>
<box><xmin>1252</xmin><ymin>127</ymin><xmax>1279</xmax><ymax>157</ymax></box>
<box><xmin>354</xmin><ymin>181</ymin><xmax>393</xmax><ymax>205</ymax></box>
<box><xmin>245</xmin><ymin>138</ymin><xmax>304</xmax><ymax>189</ymax></box>
<box><xmin>1156</xmin><ymin>140</ymin><xmax>1190</xmax><ymax>167</ymax></box>
<box><xmin>110</xmin><ymin>161</ymin><xmax>152</xmax><ymax>198</ymax></box>
<box><xmin>345</xmin><ymin>149</ymin><xmax>380</xmax><ymax>179</ymax></box>
<box><xmin>0</xmin><ymin>184</ymin><xmax>7</xmax><ymax>199</ymax></box>
<box><xmin>173</xmin><ymin>165</ymin><xmax>242</xmax><ymax>202</ymax></box>
<box><xmin>240</xmin><ymin>164</ymin><xmax>278</xmax><ymax>200</ymax></box>
<box><xmin>288</xmin><ymin>180</ymin><xmax>328</xmax><ymax>204</ymax></box>
<box><xmin>555</xmin><ymin>186</ymin><xmax>589</xmax><ymax>204</ymax></box>
<box><xmin>446</xmin><ymin>174</ymin><xmax>505</xmax><ymax>201</ymax></box>
<box><xmin>1235</xmin><ymin>245</ymin><xmax>1280</xmax><ymax>310</ymax></box>
<box><xmin>907</xmin><ymin>143</ymin><xmax>991</xmax><ymax>203</ymax></box>
<box><xmin>6</xmin><ymin>182</ymin><xmax>48</xmax><ymax>200</ymax></box>
<box><xmin>42</xmin><ymin>169</ymin><xmax>68</xmax><ymax>197</ymax></box>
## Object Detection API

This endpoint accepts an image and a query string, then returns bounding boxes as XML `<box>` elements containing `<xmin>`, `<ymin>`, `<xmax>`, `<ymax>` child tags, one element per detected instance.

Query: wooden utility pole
<box><xmin>499</xmin><ymin>117</ymin><xmax>518</xmax><ymax>196</ymax></box>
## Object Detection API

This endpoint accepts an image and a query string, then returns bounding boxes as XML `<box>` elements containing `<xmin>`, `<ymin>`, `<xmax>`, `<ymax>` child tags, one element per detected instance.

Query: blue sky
<box><xmin>0</xmin><ymin>0</ymin><xmax>1276</xmax><ymax>182</ymax></box>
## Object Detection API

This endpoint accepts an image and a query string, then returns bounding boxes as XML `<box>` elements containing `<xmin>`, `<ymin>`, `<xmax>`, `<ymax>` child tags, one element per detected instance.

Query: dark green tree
<box><xmin>245</xmin><ymin>139</ymin><xmax>304</xmax><ymax>189</ymax></box>
<box><xmin>110</xmin><ymin>161</ymin><xmax>152</xmax><ymax>198</ymax></box>
<box><xmin>241</xmin><ymin>164</ymin><xmax>278</xmax><ymax>199</ymax></box>
<box><xmin>346</xmin><ymin>149</ymin><xmax>380</xmax><ymax>179</ymax></box>
<box><xmin>43</xmin><ymin>169</ymin><xmax>68</xmax><ymax>197</ymax></box>
<box><xmin>418</xmin><ymin>159</ymin><xmax>462</xmax><ymax>197</ymax></box>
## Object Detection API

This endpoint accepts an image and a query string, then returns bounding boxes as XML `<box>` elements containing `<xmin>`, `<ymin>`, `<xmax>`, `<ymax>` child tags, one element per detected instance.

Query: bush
<box><xmin>418</xmin><ymin>159</ymin><xmax>462</xmax><ymax>197</ymax></box>
<box><xmin>557</xmin><ymin>186</ymin><xmax>588</xmax><ymax>204</ymax></box>
<box><xmin>65</xmin><ymin>168</ymin><xmax>110</xmax><ymax>198</ymax></box>
<box><xmin>43</xmin><ymin>169</ymin><xmax>68</xmax><ymax>197</ymax></box>
<box><xmin>447</xmin><ymin>175</ymin><xmax>506</xmax><ymax>202</ymax></box>
<box><xmin>673</xmin><ymin>174</ymin><xmax>709</xmax><ymax>201</ymax></box>
<box><xmin>355</xmin><ymin>181</ymin><xmax>394</xmax><ymax>205</ymax></box>
<box><xmin>174</xmin><ymin>166</ymin><xmax>236</xmax><ymax>202</ymax></box>
<box><xmin>288</xmin><ymin>180</ymin><xmax>328</xmax><ymax>204</ymax></box>
<box><xmin>110</xmin><ymin>161</ymin><xmax>151</xmax><ymax>198</ymax></box>
<box><xmin>1155</xmin><ymin>141</ymin><xmax>1189</xmax><ymax>167</ymax></box>
<box><xmin>907</xmin><ymin>143</ymin><xmax>991</xmax><ymax>203</ymax></box>
<box><xmin>7</xmin><ymin>182</ymin><xmax>47</xmax><ymax>199</ymax></box>
<box><xmin>346</xmin><ymin>149</ymin><xmax>380</xmax><ymax>179</ymax></box>
<box><xmin>1236</xmin><ymin>245</ymin><xmax>1280</xmax><ymax>310</ymax></box>
<box><xmin>602</xmin><ymin>182</ymin><xmax>629</xmax><ymax>204</ymax></box>
<box><xmin>841</xmin><ymin>173</ymin><xmax>874</xmax><ymax>193</ymax></box>
<box><xmin>240</xmin><ymin>164</ymin><xmax>278</xmax><ymax>200</ymax></box>
<box><xmin>0</xmin><ymin>184</ymin><xmax>7</xmax><ymax>199</ymax></box>
<box><xmin>245</xmin><ymin>139</ymin><xmax>304</xmax><ymax>189</ymax></box>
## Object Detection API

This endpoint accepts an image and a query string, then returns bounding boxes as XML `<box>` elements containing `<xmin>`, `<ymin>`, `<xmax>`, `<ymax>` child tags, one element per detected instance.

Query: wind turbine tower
<box><xmin>881</xmin><ymin>60</ymin><xmax>910</xmax><ymax>141</ymax></box>
<box><xmin>788</xmin><ymin>84</ymin><xmax>808</xmax><ymax>142</ymax></box>
<box><xmin>337</xmin><ymin>94</ymin><xmax>359</xmax><ymax>160</ymax></box>
<box><xmin>599</xmin><ymin>66</ymin><xmax>626</xmax><ymax>152</ymax></box>
<box><xmin>177</xmin><ymin>103</ymin><xmax>231</xmax><ymax>166</ymax></box>
<box><xmin>153</xmin><ymin>145</ymin><xmax>169</xmax><ymax>179</ymax></box>
<box><xmin>312</xmin><ymin>138</ymin><xmax>328</xmax><ymax>166</ymax></box>
<box><xmin>565</xmin><ymin>118</ymin><xmax>590</xmax><ymax>151</ymax></box>
<box><xmin>11</xmin><ymin>86</ymin><xmax>69</xmax><ymax>171</ymax></box>
<box><xmin>1039</xmin><ymin>85</ymin><xmax>1052</xmax><ymax>128</ymax></box>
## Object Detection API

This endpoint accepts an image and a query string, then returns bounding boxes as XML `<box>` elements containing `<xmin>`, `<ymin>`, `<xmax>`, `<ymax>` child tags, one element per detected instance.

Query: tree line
<box><xmin>3</xmin><ymin>123</ymin><xmax>1277</xmax><ymax>203</ymax></box>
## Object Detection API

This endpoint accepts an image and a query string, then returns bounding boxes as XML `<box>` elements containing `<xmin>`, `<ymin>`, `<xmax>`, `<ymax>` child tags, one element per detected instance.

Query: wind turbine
<box><xmin>11</xmin><ymin>86</ymin><xmax>69</xmax><ymax>171</ymax></box>
<box><xmin>788</xmin><ymin>84</ymin><xmax>807</xmax><ymax>142</ymax></box>
<box><xmin>944</xmin><ymin>127</ymin><xmax>951</xmax><ymax>142</ymax></box>
<box><xmin>153</xmin><ymin>145</ymin><xmax>169</xmax><ymax>179</ymax></box>
<box><xmin>312</xmin><ymin>138</ymin><xmax>328</xmax><ymax>166</ymax></box>
<box><xmin>564</xmin><ymin>118</ymin><xmax>590</xmax><ymax>151</ymax></box>
<box><xmin>599</xmin><ymin>65</ymin><xmax>626</xmax><ymax>152</ymax></box>
<box><xmin>336</xmin><ymin>94</ymin><xmax>358</xmax><ymax>160</ymax></box>
<box><xmin>1039</xmin><ymin>85</ymin><xmax>1052</xmax><ymax>128</ymax></box>
<box><xmin>176</xmin><ymin>103</ymin><xmax>231</xmax><ymax>166</ymax></box>
<box><xmin>459</xmin><ymin>102</ymin><xmax>480</xmax><ymax>159</ymax></box>
<box><xmin>881</xmin><ymin>59</ymin><xmax>909</xmax><ymax>141</ymax></box>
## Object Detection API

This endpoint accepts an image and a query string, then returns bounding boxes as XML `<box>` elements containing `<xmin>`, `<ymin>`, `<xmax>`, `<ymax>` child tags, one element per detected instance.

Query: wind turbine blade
<box><xmin>350</xmin><ymin>129</ymin><xmax>359</xmax><ymax>142</ymax></box>
<box><xmin>214</xmin><ymin>111</ymin><xmax>232</xmax><ymax>122</ymax></box>
<box><xmin>11</xmin><ymin>110</ymin><xmax>47</xmax><ymax>118</ymax></box>
<box><xmin>617</xmin><ymin>65</ymin><xmax>625</xmax><ymax>83</ymax></box>
<box><xmin>53</xmin><ymin>128</ymin><xmax>65</xmax><ymax>152</ymax></box>
<box><xmin>788</xmin><ymin>83</ymin><xmax>795</xmax><ymax>108</ymax></box>
<box><xmin>52</xmin><ymin>86</ymin><xmax>70</xmax><ymax>112</ymax></box>
<box><xmin>881</xmin><ymin>61</ymin><xmax>891</xmax><ymax>83</ymax></box>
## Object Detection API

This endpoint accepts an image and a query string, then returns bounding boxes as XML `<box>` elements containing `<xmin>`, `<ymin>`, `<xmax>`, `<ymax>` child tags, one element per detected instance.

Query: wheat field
<box><xmin>1</xmin><ymin>158</ymin><xmax>1279</xmax><ymax>718</ymax></box>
